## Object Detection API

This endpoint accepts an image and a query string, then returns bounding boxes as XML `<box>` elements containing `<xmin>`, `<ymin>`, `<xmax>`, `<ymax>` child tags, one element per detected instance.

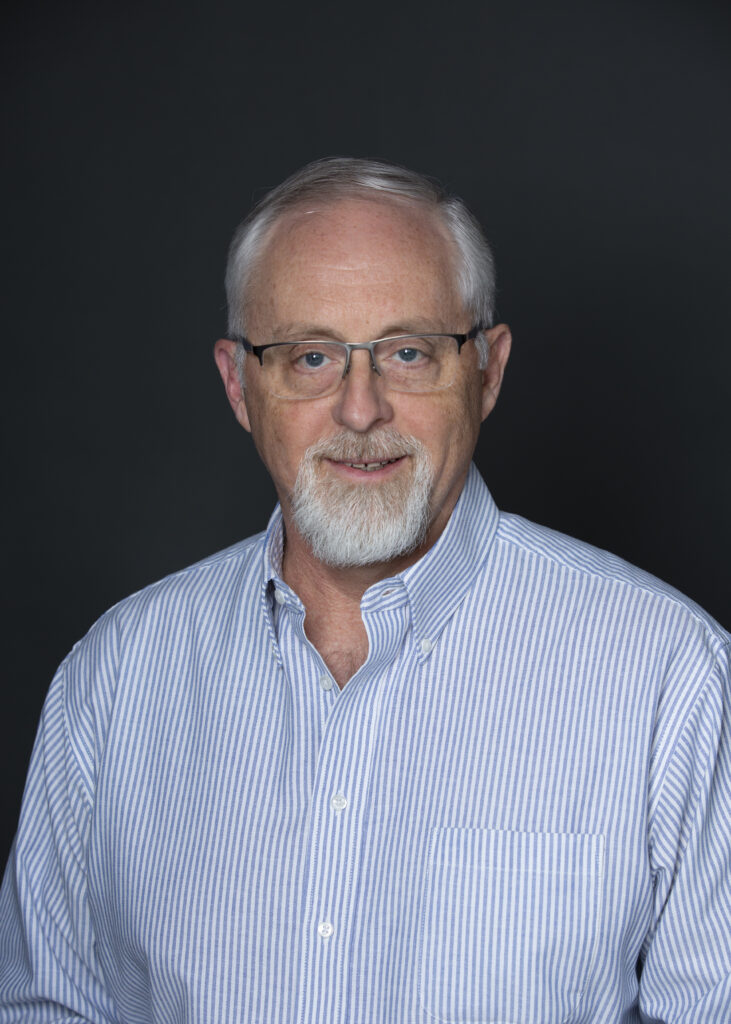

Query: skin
<box><xmin>215</xmin><ymin>197</ymin><xmax>511</xmax><ymax>685</ymax></box>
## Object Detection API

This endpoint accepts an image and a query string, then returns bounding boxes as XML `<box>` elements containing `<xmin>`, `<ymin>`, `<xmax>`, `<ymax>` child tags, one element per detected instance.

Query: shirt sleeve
<box><xmin>640</xmin><ymin>641</ymin><xmax>731</xmax><ymax>1022</ymax></box>
<box><xmin>0</xmin><ymin>655</ymin><xmax>118</xmax><ymax>1024</ymax></box>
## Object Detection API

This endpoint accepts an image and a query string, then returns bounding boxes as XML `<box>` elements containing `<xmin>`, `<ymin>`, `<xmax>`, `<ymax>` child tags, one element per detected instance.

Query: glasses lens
<box><xmin>258</xmin><ymin>335</ymin><xmax>460</xmax><ymax>399</ymax></box>
<box><xmin>262</xmin><ymin>342</ymin><xmax>347</xmax><ymax>399</ymax></box>
<box><xmin>374</xmin><ymin>335</ymin><xmax>457</xmax><ymax>393</ymax></box>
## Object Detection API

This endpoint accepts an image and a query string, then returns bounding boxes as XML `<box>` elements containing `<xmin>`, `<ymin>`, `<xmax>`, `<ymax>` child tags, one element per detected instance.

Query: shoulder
<box><xmin>43</xmin><ymin>532</ymin><xmax>270</xmax><ymax>791</ymax></box>
<box><xmin>56</xmin><ymin>531</ymin><xmax>268</xmax><ymax>704</ymax></box>
<box><xmin>109</xmin><ymin>531</ymin><xmax>266</xmax><ymax>631</ymax></box>
<box><xmin>494</xmin><ymin>510</ymin><xmax>728</xmax><ymax>651</ymax></box>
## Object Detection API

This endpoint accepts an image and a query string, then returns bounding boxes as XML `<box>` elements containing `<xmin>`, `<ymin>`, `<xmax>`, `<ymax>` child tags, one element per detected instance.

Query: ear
<box><xmin>214</xmin><ymin>338</ymin><xmax>251</xmax><ymax>433</ymax></box>
<box><xmin>480</xmin><ymin>324</ymin><xmax>512</xmax><ymax>422</ymax></box>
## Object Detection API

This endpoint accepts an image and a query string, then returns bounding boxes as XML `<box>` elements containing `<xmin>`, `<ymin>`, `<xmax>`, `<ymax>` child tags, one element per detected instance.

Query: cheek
<box><xmin>245</xmin><ymin>399</ymin><xmax>286</xmax><ymax>475</ymax></box>
<box><xmin>259</xmin><ymin>420</ymin><xmax>294</xmax><ymax>469</ymax></box>
<box><xmin>428</xmin><ymin>382</ymin><xmax>482</xmax><ymax>448</ymax></box>
<box><xmin>250</xmin><ymin>404</ymin><xmax>325</xmax><ymax>482</ymax></box>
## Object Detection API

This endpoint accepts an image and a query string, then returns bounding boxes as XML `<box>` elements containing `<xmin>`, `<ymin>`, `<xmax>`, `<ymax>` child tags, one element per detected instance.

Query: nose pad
<box><xmin>342</xmin><ymin>344</ymin><xmax>381</xmax><ymax>379</ymax></box>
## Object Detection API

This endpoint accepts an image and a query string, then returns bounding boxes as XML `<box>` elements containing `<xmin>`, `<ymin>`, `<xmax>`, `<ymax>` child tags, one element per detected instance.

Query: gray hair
<box><xmin>225</xmin><ymin>157</ymin><xmax>497</xmax><ymax>366</ymax></box>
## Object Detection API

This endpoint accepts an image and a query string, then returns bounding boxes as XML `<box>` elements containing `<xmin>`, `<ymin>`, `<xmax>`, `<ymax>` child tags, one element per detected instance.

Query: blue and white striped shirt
<box><xmin>2</xmin><ymin>465</ymin><xmax>730</xmax><ymax>1022</ymax></box>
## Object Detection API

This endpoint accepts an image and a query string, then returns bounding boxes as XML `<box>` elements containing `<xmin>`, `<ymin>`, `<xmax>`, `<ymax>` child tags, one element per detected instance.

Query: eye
<box><xmin>290</xmin><ymin>344</ymin><xmax>337</xmax><ymax>371</ymax></box>
<box><xmin>300</xmin><ymin>350</ymin><xmax>328</xmax><ymax>368</ymax></box>
<box><xmin>393</xmin><ymin>346</ymin><xmax>425</xmax><ymax>364</ymax></box>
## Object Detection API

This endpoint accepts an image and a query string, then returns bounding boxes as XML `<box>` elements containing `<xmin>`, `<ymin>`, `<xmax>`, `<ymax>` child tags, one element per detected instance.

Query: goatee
<box><xmin>291</xmin><ymin>429</ymin><xmax>434</xmax><ymax>568</ymax></box>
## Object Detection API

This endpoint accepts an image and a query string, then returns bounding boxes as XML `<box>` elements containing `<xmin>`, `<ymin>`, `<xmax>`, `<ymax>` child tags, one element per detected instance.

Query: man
<box><xmin>1</xmin><ymin>158</ymin><xmax>729</xmax><ymax>1022</ymax></box>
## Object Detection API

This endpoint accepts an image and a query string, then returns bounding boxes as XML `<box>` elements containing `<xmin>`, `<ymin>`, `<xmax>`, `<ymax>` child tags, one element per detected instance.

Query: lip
<box><xmin>325</xmin><ymin>455</ymin><xmax>407</xmax><ymax>479</ymax></box>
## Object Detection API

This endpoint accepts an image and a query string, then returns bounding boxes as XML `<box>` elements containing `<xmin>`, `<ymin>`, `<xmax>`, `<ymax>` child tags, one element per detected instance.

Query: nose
<box><xmin>330</xmin><ymin>349</ymin><xmax>394</xmax><ymax>433</ymax></box>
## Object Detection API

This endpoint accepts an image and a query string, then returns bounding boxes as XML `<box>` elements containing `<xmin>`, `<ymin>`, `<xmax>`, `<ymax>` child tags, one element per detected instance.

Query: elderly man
<box><xmin>1</xmin><ymin>158</ymin><xmax>729</xmax><ymax>1023</ymax></box>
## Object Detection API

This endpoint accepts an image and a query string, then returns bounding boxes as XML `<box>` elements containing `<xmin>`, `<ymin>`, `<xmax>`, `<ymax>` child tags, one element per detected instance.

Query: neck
<box><xmin>280</xmin><ymin>517</ymin><xmax>432</xmax><ymax>688</ymax></box>
<box><xmin>281</xmin><ymin>522</ymin><xmax>426</xmax><ymax>607</ymax></box>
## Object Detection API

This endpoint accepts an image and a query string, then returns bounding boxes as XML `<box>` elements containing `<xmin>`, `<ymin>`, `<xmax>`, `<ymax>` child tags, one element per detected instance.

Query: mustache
<box><xmin>303</xmin><ymin>429</ymin><xmax>427</xmax><ymax>463</ymax></box>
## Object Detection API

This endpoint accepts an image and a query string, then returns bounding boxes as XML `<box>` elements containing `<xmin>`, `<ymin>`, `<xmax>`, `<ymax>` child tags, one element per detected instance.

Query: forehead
<box><xmin>248</xmin><ymin>198</ymin><xmax>465</xmax><ymax>334</ymax></box>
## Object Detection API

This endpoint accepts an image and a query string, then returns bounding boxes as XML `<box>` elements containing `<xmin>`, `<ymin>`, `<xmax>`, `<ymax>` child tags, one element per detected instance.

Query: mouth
<box><xmin>326</xmin><ymin>455</ymin><xmax>406</xmax><ymax>475</ymax></box>
<box><xmin>338</xmin><ymin>457</ymin><xmax>402</xmax><ymax>472</ymax></box>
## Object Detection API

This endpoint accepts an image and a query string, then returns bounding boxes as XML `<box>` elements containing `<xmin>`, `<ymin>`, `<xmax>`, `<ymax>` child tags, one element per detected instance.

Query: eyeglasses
<box><xmin>234</xmin><ymin>325</ymin><xmax>484</xmax><ymax>401</ymax></box>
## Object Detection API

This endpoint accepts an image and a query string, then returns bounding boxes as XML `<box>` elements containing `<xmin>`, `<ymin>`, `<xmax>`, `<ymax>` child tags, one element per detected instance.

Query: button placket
<box><xmin>298</xmin><ymin>687</ymin><xmax>382</xmax><ymax>1016</ymax></box>
<box><xmin>298</xmin><ymin>593</ymin><xmax>410</xmax><ymax>1019</ymax></box>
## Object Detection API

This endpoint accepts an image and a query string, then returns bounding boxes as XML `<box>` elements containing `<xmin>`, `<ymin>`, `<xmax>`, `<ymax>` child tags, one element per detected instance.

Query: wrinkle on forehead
<box><xmin>247</xmin><ymin>197</ymin><xmax>464</xmax><ymax>337</ymax></box>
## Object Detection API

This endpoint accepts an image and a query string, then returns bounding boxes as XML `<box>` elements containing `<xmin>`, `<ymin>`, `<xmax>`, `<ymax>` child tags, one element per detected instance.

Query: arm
<box><xmin>639</xmin><ymin>642</ymin><xmax>731</xmax><ymax>1022</ymax></box>
<box><xmin>0</xmin><ymin>656</ymin><xmax>117</xmax><ymax>1024</ymax></box>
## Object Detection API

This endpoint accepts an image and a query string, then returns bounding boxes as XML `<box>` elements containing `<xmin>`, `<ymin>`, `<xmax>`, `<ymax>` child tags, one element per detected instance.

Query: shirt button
<box><xmin>320</xmin><ymin>674</ymin><xmax>334</xmax><ymax>691</ymax></box>
<box><xmin>420</xmin><ymin>638</ymin><xmax>434</xmax><ymax>655</ymax></box>
<box><xmin>317</xmin><ymin>921</ymin><xmax>334</xmax><ymax>939</ymax></box>
<box><xmin>274</xmin><ymin>589</ymin><xmax>286</xmax><ymax>605</ymax></box>
<box><xmin>331</xmin><ymin>793</ymin><xmax>347</xmax><ymax>814</ymax></box>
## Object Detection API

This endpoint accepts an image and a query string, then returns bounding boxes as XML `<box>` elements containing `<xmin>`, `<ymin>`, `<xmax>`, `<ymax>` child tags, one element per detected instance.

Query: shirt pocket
<box><xmin>418</xmin><ymin>828</ymin><xmax>605</xmax><ymax>1024</ymax></box>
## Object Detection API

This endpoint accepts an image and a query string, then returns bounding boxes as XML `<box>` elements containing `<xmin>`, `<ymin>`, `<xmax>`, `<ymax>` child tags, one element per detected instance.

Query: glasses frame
<box><xmin>233</xmin><ymin>324</ymin><xmax>485</xmax><ymax>391</ymax></box>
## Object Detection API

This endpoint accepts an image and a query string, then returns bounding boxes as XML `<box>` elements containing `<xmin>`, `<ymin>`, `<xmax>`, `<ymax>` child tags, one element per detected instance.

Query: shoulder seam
<box><xmin>495</xmin><ymin>516</ymin><xmax>728</xmax><ymax>649</ymax></box>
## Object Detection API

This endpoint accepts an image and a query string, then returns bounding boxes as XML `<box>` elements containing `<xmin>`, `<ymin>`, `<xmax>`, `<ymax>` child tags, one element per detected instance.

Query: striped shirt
<box><xmin>1</xmin><ymin>464</ymin><xmax>730</xmax><ymax>1023</ymax></box>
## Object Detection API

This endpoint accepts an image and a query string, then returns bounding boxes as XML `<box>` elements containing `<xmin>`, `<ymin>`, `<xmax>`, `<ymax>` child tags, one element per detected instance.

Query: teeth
<box><xmin>345</xmin><ymin>458</ymin><xmax>398</xmax><ymax>472</ymax></box>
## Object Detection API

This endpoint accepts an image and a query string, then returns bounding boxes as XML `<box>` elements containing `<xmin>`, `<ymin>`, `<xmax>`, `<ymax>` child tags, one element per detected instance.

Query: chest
<box><xmin>87</xmin><ymin>604</ymin><xmax>658</xmax><ymax>1022</ymax></box>
<box><xmin>301</xmin><ymin>603</ymin><xmax>370</xmax><ymax>687</ymax></box>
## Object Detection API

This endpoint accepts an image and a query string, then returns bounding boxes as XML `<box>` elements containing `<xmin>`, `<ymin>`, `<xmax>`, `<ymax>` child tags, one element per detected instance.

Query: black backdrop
<box><xmin>2</xmin><ymin>0</ymin><xmax>730</xmax><ymax>867</ymax></box>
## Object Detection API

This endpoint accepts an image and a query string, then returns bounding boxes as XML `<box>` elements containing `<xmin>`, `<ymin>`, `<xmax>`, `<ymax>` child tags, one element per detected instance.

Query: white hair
<box><xmin>291</xmin><ymin>429</ymin><xmax>434</xmax><ymax>567</ymax></box>
<box><xmin>225</xmin><ymin>157</ymin><xmax>497</xmax><ymax>368</ymax></box>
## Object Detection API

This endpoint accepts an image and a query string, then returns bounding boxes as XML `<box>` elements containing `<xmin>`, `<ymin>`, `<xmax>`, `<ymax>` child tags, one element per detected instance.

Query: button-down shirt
<box><xmin>1</xmin><ymin>465</ymin><xmax>730</xmax><ymax>1022</ymax></box>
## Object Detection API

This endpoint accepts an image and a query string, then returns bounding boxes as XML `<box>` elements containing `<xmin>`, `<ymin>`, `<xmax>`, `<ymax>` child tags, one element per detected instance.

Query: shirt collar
<box><xmin>260</xmin><ymin>462</ymin><xmax>499</xmax><ymax>645</ymax></box>
<box><xmin>263</xmin><ymin>509</ymin><xmax>286</xmax><ymax>586</ymax></box>
<box><xmin>397</xmin><ymin>462</ymin><xmax>499</xmax><ymax>653</ymax></box>
<box><xmin>261</xmin><ymin>507</ymin><xmax>296</xmax><ymax>616</ymax></box>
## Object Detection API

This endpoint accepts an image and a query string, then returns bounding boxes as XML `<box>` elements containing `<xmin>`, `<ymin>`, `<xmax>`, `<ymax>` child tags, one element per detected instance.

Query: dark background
<box><xmin>2</xmin><ymin>0</ymin><xmax>729</xmax><ymax>868</ymax></box>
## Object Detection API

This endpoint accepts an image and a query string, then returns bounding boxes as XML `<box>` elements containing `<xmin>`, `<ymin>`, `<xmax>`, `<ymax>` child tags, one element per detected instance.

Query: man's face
<box><xmin>216</xmin><ymin>198</ymin><xmax>510</xmax><ymax>567</ymax></box>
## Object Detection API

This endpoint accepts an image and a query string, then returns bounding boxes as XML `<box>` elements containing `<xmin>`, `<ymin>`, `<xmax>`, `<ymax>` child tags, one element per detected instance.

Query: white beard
<box><xmin>291</xmin><ymin>429</ymin><xmax>434</xmax><ymax>568</ymax></box>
